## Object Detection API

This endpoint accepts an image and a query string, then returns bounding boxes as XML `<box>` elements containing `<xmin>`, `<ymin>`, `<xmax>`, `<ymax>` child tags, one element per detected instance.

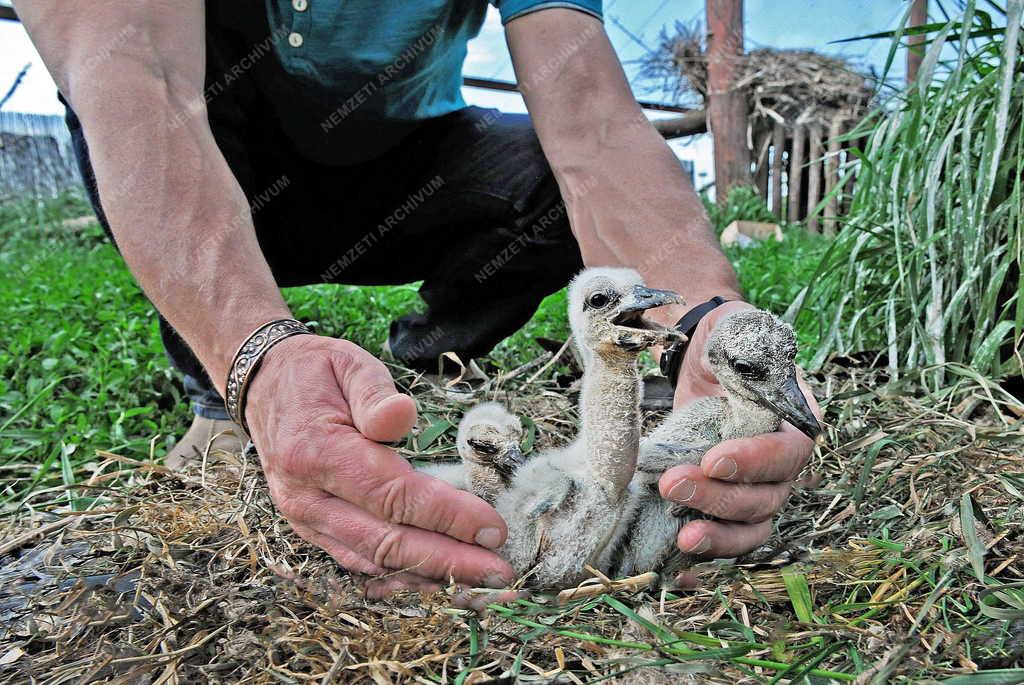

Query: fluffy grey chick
<box><xmin>613</xmin><ymin>308</ymin><xmax>822</xmax><ymax>577</ymax></box>
<box><xmin>418</xmin><ymin>402</ymin><xmax>525</xmax><ymax>505</ymax></box>
<box><xmin>493</xmin><ymin>267</ymin><xmax>684</xmax><ymax>588</ymax></box>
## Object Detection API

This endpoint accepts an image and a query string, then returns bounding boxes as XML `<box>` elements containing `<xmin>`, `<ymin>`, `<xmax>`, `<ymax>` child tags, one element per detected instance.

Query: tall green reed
<box><xmin>803</xmin><ymin>0</ymin><xmax>1023</xmax><ymax>384</ymax></box>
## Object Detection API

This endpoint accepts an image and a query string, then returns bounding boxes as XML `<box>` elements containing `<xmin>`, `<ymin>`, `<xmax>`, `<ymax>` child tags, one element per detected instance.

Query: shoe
<box><xmin>416</xmin><ymin>356</ymin><xmax>489</xmax><ymax>400</ymax></box>
<box><xmin>164</xmin><ymin>415</ymin><xmax>248</xmax><ymax>471</ymax></box>
<box><xmin>383</xmin><ymin>338</ymin><xmax>488</xmax><ymax>398</ymax></box>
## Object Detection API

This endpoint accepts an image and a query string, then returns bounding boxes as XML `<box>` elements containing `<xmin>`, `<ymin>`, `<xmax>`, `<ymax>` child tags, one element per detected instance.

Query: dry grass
<box><xmin>1</xmin><ymin>357</ymin><xmax>1023</xmax><ymax>684</ymax></box>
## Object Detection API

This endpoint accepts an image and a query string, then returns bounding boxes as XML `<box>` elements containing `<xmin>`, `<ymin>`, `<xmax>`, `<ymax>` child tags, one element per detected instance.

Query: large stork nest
<box><xmin>2</xmin><ymin>359</ymin><xmax>1023</xmax><ymax>682</ymax></box>
<box><xmin>642</xmin><ymin>22</ymin><xmax>875</xmax><ymax>129</ymax></box>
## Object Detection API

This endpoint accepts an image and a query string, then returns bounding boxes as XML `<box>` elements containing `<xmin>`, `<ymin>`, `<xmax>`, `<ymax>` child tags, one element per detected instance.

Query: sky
<box><xmin>0</xmin><ymin>1</ymin><xmax>912</xmax><ymax>185</ymax></box>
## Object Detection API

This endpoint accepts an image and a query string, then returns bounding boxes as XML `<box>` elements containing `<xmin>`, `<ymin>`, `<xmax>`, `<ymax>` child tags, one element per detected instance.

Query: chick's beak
<box><xmin>503</xmin><ymin>444</ymin><xmax>526</xmax><ymax>469</ymax></box>
<box><xmin>619</xmin><ymin>285</ymin><xmax>685</xmax><ymax>314</ymax></box>
<box><xmin>753</xmin><ymin>370</ymin><xmax>822</xmax><ymax>440</ymax></box>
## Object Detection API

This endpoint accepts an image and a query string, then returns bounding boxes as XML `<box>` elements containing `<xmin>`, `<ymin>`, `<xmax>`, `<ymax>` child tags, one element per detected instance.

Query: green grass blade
<box><xmin>940</xmin><ymin>670</ymin><xmax>1024</xmax><ymax>684</ymax></box>
<box><xmin>960</xmin><ymin>493</ymin><xmax>989</xmax><ymax>582</ymax></box>
<box><xmin>781</xmin><ymin>565</ymin><xmax>820</xmax><ymax>627</ymax></box>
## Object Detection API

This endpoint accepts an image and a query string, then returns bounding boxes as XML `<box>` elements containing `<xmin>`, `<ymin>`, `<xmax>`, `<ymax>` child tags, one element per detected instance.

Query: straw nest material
<box><xmin>642</xmin><ymin>22</ymin><xmax>875</xmax><ymax>128</ymax></box>
<box><xmin>1</xmin><ymin>353</ymin><xmax>1023</xmax><ymax>683</ymax></box>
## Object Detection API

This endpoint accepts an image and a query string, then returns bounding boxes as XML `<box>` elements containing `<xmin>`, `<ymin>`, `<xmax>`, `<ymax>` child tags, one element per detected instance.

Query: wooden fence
<box><xmin>0</xmin><ymin>111</ymin><xmax>83</xmax><ymax>202</ymax></box>
<box><xmin>750</xmin><ymin>112</ymin><xmax>861</xmax><ymax>234</ymax></box>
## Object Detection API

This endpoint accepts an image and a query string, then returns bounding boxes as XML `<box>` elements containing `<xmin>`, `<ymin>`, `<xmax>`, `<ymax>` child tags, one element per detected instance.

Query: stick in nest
<box><xmin>556</xmin><ymin>570</ymin><xmax>660</xmax><ymax>604</ymax></box>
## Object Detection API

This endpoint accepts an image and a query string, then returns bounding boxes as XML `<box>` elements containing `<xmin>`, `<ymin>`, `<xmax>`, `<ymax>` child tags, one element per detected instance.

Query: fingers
<box><xmin>451</xmin><ymin>588</ymin><xmax>527</xmax><ymax>613</ymax></box>
<box><xmin>700</xmin><ymin>422</ymin><xmax>813</xmax><ymax>484</ymax></box>
<box><xmin>331</xmin><ymin>343</ymin><xmax>417</xmax><ymax>442</ymax></box>
<box><xmin>325</xmin><ymin>344</ymin><xmax>507</xmax><ymax>547</ymax></box>
<box><xmin>361</xmin><ymin>572</ymin><xmax>444</xmax><ymax>599</ymax></box>
<box><xmin>293</xmin><ymin>523</ymin><xmax>443</xmax><ymax>597</ymax></box>
<box><xmin>294</xmin><ymin>523</ymin><xmax>512</xmax><ymax>603</ymax></box>
<box><xmin>318</xmin><ymin>430</ymin><xmax>509</xmax><ymax>548</ymax></box>
<box><xmin>659</xmin><ymin>464</ymin><xmax>792</xmax><ymax>523</ymax></box>
<box><xmin>295</xmin><ymin>490</ymin><xmax>514</xmax><ymax>586</ymax></box>
<box><xmin>290</xmin><ymin>521</ymin><xmax>388</xmax><ymax>576</ymax></box>
<box><xmin>677</xmin><ymin>518</ymin><xmax>773</xmax><ymax>559</ymax></box>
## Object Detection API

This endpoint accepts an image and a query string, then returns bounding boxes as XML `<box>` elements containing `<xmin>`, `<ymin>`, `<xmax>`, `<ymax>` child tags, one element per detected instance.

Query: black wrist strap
<box><xmin>660</xmin><ymin>296</ymin><xmax>730</xmax><ymax>387</ymax></box>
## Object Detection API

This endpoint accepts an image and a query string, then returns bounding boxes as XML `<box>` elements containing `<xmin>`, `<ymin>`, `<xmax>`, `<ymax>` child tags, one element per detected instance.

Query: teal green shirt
<box><xmin>216</xmin><ymin>1</ymin><xmax>602</xmax><ymax>163</ymax></box>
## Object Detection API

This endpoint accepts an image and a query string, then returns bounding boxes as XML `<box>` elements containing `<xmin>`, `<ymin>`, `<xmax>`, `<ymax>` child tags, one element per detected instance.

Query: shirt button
<box><xmin>292</xmin><ymin>0</ymin><xmax>307</xmax><ymax>11</ymax></box>
<box><xmin>288</xmin><ymin>32</ymin><xmax>303</xmax><ymax>47</ymax></box>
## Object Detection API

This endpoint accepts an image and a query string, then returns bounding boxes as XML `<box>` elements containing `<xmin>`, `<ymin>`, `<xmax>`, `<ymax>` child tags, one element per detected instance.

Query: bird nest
<box><xmin>641</xmin><ymin>22</ymin><xmax>875</xmax><ymax>128</ymax></box>
<box><xmin>1</xmin><ymin>356</ymin><xmax>1023</xmax><ymax>683</ymax></box>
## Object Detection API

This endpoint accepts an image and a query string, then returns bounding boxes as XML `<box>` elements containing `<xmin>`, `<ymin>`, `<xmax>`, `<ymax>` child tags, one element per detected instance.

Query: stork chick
<box><xmin>418</xmin><ymin>403</ymin><xmax>525</xmax><ymax>505</ymax></box>
<box><xmin>614</xmin><ymin>308</ymin><xmax>822</xmax><ymax>577</ymax></box>
<box><xmin>492</xmin><ymin>267</ymin><xmax>684</xmax><ymax>588</ymax></box>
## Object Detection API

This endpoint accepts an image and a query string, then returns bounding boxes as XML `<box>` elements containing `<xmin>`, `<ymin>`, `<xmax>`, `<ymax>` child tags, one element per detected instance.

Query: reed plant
<box><xmin>804</xmin><ymin>0</ymin><xmax>1023</xmax><ymax>383</ymax></box>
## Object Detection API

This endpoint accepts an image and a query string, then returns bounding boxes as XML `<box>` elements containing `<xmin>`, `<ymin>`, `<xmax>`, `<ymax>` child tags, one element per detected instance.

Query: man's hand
<box><xmin>659</xmin><ymin>301</ymin><xmax>820</xmax><ymax>566</ymax></box>
<box><xmin>245</xmin><ymin>335</ymin><xmax>515</xmax><ymax>598</ymax></box>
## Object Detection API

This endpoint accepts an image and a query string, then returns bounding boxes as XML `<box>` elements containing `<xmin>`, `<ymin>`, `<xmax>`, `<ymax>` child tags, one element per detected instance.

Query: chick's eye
<box><xmin>732</xmin><ymin>359</ymin><xmax>765</xmax><ymax>379</ymax></box>
<box><xmin>467</xmin><ymin>439</ymin><xmax>498</xmax><ymax>455</ymax></box>
<box><xmin>587</xmin><ymin>292</ymin><xmax>610</xmax><ymax>308</ymax></box>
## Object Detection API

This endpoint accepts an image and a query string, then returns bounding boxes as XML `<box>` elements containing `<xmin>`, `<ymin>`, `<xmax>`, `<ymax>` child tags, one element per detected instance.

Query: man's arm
<box><xmin>505</xmin><ymin>8</ymin><xmax>816</xmax><ymax>564</ymax></box>
<box><xmin>504</xmin><ymin>9</ymin><xmax>741</xmax><ymax>321</ymax></box>
<box><xmin>17</xmin><ymin>0</ymin><xmax>514</xmax><ymax>596</ymax></box>
<box><xmin>17</xmin><ymin>1</ymin><xmax>288</xmax><ymax>378</ymax></box>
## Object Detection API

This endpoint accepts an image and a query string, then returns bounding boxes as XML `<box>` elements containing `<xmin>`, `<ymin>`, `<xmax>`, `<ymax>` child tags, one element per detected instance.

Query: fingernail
<box><xmin>668</xmin><ymin>478</ymin><xmax>696</xmax><ymax>503</ymax></box>
<box><xmin>483</xmin><ymin>573</ymin><xmax>509</xmax><ymax>589</ymax></box>
<box><xmin>475</xmin><ymin>527</ymin><xmax>502</xmax><ymax>549</ymax></box>
<box><xmin>710</xmin><ymin>457</ymin><xmax>737</xmax><ymax>480</ymax></box>
<box><xmin>684</xmin><ymin>536</ymin><xmax>711</xmax><ymax>555</ymax></box>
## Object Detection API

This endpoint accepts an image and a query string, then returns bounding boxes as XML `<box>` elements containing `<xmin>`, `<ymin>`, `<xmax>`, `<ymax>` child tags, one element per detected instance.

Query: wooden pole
<box><xmin>806</xmin><ymin>124</ymin><xmax>823</xmax><ymax>233</ymax></box>
<box><xmin>461</xmin><ymin>76</ymin><xmax>694</xmax><ymax>114</ymax></box>
<box><xmin>787</xmin><ymin>124</ymin><xmax>805</xmax><ymax>223</ymax></box>
<box><xmin>823</xmin><ymin>115</ymin><xmax>844</xmax><ymax>236</ymax></box>
<box><xmin>753</xmin><ymin>127</ymin><xmax>770</xmax><ymax>200</ymax></box>
<box><xmin>843</xmin><ymin>133</ymin><xmax>865</xmax><ymax>212</ymax></box>
<box><xmin>706</xmin><ymin>0</ymin><xmax>750</xmax><ymax>203</ymax></box>
<box><xmin>907</xmin><ymin>0</ymin><xmax>928</xmax><ymax>84</ymax></box>
<box><xmin>771</xmin><ymin>122</ymin><xmax>785</xmax><ymax>219</ymax></box>
<box><xmin>652</xmin><ymin>110</ymin><xmax>708</xmax><ymax>139</ymax></box>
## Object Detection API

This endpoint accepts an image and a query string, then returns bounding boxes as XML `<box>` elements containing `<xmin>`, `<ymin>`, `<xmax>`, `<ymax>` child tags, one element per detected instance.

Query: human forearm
<box><xmin>16</xmin><ymin>0</ymin><xmax>291</xmax><ymax>392</ymax></box>
<box><xmin>74</xmin><ymin>81</ymin><xmax>291</xmax><ymax>390</ymax></box>
<box><xmin>18</xmin><ymin>0</ymin><xmax>522</xmax><ymax>597</ymax></box>
<box><xmin>506</xmin><ymin>9</ymin><xmax>742</xmax><ymax>327</ymax></box>
<box><xmin>550</xmin><ymin>120</ymin><xmax>742</xmax><ymax>326</ymax></box>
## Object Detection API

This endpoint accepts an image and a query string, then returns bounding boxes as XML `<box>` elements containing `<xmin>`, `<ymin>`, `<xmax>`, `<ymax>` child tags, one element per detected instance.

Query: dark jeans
<box><xmin>65</xmin><ymin>102</ymin><xmax>584</xmax><ymax>419</ymax></box>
